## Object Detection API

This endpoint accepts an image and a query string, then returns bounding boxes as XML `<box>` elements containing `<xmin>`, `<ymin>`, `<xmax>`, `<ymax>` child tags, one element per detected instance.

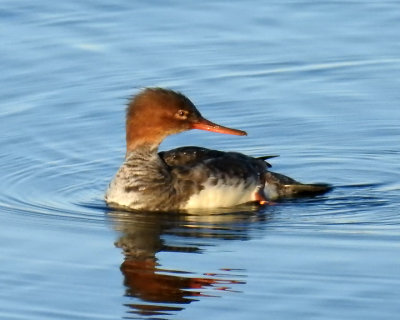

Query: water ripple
<box><xmin>214</xmin><ymin>58</ymin><xmax>400</xmax><ymax>79</ymax></box>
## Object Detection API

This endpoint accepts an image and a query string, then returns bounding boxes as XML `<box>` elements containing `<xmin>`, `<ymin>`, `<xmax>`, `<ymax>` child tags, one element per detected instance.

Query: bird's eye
<box><xmin>175</xmin><ymin>110</ymin><xmax>188</xmax><ymax>119</ymax></box>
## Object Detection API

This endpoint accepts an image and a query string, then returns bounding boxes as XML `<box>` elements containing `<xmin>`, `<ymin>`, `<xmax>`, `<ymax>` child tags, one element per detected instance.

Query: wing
<box><xmin>159</xmin><ymin>146</ymin><xmax>226</xmax><ymax>167</ymax></box>
<box><xmin>159</xmin><ymin>147</ymin><xmax>268</xmax><ymax>208</ymax></box>
<box><xmin>159</xmin><ymin>146</ymin><xmax>269</xmax><ymax>195</ymax></box>
<box><xmin>256</xmin><ymin>155</ymin><xmax>279</xmax><ymax>168</ymax></box>
<box><xmin>159</xmin><ymin>146</ymin><xmax>276</xmax><ymax>169</ymax></box>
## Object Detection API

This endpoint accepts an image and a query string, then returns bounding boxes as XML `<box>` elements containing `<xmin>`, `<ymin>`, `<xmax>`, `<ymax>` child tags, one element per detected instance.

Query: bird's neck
<box><xmin>125</xmin><ymin>143</ymin><xmax>162</xmax><ymax>168</ymax></box>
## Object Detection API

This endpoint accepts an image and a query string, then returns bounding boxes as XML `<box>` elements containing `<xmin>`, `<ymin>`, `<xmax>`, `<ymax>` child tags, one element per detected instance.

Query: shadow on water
<box><xmin>107</xmin><ymin>206</ymin><xmax>271</xmax><ymax>319</ymax></box>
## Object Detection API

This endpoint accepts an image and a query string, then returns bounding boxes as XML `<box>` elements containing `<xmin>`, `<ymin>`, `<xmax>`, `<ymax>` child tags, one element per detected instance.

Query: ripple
<box><xmin>262</xmin><ymin>183</ymin><xmax>400</xmax><ymax>238</ymax></box>
<box><xmin>0</xmin><ymin>150</ymin><xmax>107</xmax><ymax>226</ymax></box>
<box><xmin>191</xmin><ymin>57</ymin><xmax>400</xmax><ymax>81</ymax></box>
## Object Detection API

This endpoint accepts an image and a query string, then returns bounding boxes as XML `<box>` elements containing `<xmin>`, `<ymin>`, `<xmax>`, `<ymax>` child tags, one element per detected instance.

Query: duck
<box><xmin>105</xmin><ymin>87</ymin><xmax>331</xmax><ymax>211</ymax></box>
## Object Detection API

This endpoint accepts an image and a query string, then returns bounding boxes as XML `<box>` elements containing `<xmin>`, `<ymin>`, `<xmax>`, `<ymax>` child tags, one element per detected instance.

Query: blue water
<box><xmin>1</xmin><ymin>1</ymin><xmax>400</xmax><ymax>319</ymax></box>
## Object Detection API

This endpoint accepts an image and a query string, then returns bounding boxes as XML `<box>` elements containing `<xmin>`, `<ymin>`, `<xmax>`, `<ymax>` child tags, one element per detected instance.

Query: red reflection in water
<box><xmin>110</xmin><ymin>210</ymin><xmax>255</xmax><ymax>318</ymax></box>
<box><xmin>121</xmin><ymin>258</ymin><xmax>245</xmax><ymax>316</ymax></box>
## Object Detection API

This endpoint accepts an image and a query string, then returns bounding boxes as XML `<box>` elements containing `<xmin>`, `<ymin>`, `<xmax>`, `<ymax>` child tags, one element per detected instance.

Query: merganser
<box><xmin>105</xmin><ymin>88</ymin><xmax>331</xmax><ymax>211</ymax></box>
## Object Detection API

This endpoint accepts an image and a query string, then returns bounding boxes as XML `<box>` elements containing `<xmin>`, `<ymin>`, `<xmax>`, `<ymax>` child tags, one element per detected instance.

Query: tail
<box><xmin>263</xmin><ymin>171</ymin><xmax>332</xmax><ymax>200</ymax></box>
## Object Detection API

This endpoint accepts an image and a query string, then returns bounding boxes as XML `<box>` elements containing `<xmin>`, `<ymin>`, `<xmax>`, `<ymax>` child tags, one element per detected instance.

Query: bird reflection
<box><xmin>108</xmin><ymin>206</ymin><xmax>269</xmax><ymax>319</ymax></box>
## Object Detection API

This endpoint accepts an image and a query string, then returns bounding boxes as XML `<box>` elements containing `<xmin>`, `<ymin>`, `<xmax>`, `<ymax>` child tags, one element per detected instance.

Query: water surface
<box><xmin>1</xmin><ymin>1</ymin><xmax>400</xmax><ymax>319</ymax></box>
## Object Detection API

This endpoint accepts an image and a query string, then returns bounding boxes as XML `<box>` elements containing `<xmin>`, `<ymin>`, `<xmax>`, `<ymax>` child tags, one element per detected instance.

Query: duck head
<box><xmin>125</xmin><ymin>88</ymin><xmax>247</xmax><ymax>152</ymax></box>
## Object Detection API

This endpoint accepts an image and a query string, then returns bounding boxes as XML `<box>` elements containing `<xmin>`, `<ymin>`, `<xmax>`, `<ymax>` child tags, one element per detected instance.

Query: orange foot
<box><xmin>254</xmin><ymin>189</ymin><xmax>275</xmax><ymax>206</ymax></box>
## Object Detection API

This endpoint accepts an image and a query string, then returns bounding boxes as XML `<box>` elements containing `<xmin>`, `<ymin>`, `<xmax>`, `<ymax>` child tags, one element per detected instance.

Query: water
<box><xmin>1</xmin><ymin>1</ymin><xmax>400</xmax><ymax>319</ymax></box>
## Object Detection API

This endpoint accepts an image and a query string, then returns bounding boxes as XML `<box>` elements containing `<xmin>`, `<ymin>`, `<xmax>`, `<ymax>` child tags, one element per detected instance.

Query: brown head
<box><xmin>125</xmin><ymin>88</ymin><xmax>247</xmax><ymax>152</ymax></box>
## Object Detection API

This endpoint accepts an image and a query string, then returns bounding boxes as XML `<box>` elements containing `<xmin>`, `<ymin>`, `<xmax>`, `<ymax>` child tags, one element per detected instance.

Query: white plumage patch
<box><xmin>105</xmin><ymin>176</ymin><xmax>140</xmax><ymax>209</ymax></box>
<box><xmin>263</xmin><ymin>184</ymin><xmax>280</xmax><ymax>200</ymax></box>
<box><xmin>184</xmin><ymin>180</ymin><xmax>257</xmax><ymax>209</ymax></box>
